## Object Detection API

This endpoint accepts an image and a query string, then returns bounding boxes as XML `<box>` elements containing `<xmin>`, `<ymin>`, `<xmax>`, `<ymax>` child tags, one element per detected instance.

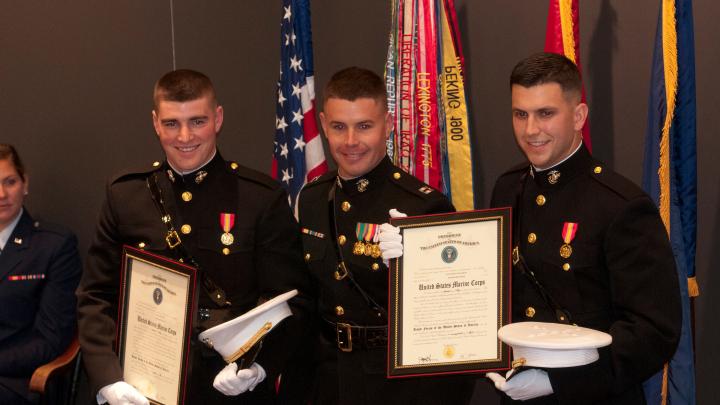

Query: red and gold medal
<box><xmin>559</xmin><ymin>222</ymin><xmax>578</xmax><ymax>258</ymax></box>
<box><xmin>220</xmin><ymin>213</ymin><xmax>235</xmax><ymax>246</ymax></box>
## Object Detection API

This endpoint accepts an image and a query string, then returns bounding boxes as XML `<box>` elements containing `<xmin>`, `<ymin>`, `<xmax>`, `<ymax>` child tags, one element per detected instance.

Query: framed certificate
<box><xmin>117</xmin><ymin>246</ymin><xmax>198</xmax><ymax>405</ymax></box>
<box><xmin>388</xmin><ymin>209</ymin><xmax>512</xmax><ymax>378</ymax></box>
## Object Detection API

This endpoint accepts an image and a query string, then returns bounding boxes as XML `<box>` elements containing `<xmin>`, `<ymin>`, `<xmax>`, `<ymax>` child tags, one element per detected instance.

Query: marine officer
<box><xmin>297</xmin><ymin>67</ymin><xmax>474</xmax><ymax>404</ymax></box>
<box><xmin>76</xmin><ymin>69</ymin><xmax>310</xmax><ymax>404</ymax></box>
<box><xmin>487</xmin><ymin>52</ymin><xmax>681</xmax><ymax>403</ymax></box>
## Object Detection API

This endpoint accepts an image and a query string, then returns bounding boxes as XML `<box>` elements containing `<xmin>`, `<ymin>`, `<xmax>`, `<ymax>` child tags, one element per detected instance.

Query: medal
<box><xmin>370</xmin><ymin>243</ymin><xmax>381</xmax><ymax>259</ymax></box>
<box><xmin>354</xmin><ymin>222</ymin><xmax>380</xmax><ymax>256</ymax></box>
<box><xmin>219</xmin><ymin>213</ymin><xmax>235</xmax><ymax>246</ymax></box>
<box><xmin>353</xmin><ymin>241</ymin><xmax>366</xmax><ymax>255</ymax></box>
<box><xmin>559</xmin><ymin>222</ymin><xmax>578</xmax><ymax>259</ymax></box>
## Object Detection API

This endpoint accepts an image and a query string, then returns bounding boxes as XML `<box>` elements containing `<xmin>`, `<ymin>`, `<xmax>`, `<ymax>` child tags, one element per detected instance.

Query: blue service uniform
<box><xmin>297</xmin><ymin>156</ymin><xmax>475</xmax><ymax>405</ymax></box>
<box><xmin>77</xmin><ymin>151</ymin><xmax>311</xmax><ymax>404</ymax></box>
<box><xmin>490</xmin><ymin>146</ymin><xmax>681</xmax><ymax>404</ymax></box>
<box><xmin>0</xmin><ymin>210</ymin><xmax>81</xmax><ymax>403</ymax></box>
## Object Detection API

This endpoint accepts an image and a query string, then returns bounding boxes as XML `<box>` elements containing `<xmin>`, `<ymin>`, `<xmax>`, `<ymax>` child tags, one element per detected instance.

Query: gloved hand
<box><xmin>97</xmin><ymin>381</ymin><xmax>149</xmax><ymax>405</ymax></box>
<box><xmin>486</xmin><ymin>369</ymin><xmax>554</xmax><ymax>401</ymax></box>
<box><xmin>378</xmin><ymin>209</ymin><xmax>407</xmax><ymax>262</ymax></box>
<box><xmin>213</xmin><ymin>362</ymin><xmax>266</xmax><ymax>396</ymax></box>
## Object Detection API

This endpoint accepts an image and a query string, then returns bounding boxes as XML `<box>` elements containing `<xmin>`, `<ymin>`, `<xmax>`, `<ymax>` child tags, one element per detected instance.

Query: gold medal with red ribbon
<box><xmin>220</xmin><ymin>213</ymin><xmax>235</xmax><ymax>246</ymax></box>
<box><xmin>559</xmin><ymin>222</ymin><xmax>578</xmax><ymax>258</ymax></box>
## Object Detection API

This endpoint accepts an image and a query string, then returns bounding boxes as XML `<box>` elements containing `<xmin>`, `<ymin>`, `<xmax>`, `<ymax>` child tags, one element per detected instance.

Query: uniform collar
<box><xmin>337</xmin><ymin>156</ymin><xmax>392</xmax><ymax>196</ymax></box>
<box><xmin>165</xmin><ymin>149</ymin><xmax>223</xmax><ymax>185</ymax></box>
<box><xmin>0</xmin><ymin>208</ymin><xmax>23</xmax><ymax>250</ymax></box>
<box><xmin>529</xmin><ymin>144</ymin><xmax>592</xmax><ymax>188</ymax></box>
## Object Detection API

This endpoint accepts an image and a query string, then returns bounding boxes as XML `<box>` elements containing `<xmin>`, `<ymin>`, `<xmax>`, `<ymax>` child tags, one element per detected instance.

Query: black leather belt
<box><xmin>323</xmin><ymin>319</ymin><xmax>387</xmax><ymax>352</ymax></box>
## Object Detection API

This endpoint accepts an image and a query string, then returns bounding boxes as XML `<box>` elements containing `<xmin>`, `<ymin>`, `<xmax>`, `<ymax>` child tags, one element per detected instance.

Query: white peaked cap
<box><xmin>498</xmin><ymin>322</ymin><xmax>612</xmax><ymax>368</ymax></box>
<box><xmin>198</xmin><ymin>289</ymin><xmax>298</xmax><ymax>363</ymax></box>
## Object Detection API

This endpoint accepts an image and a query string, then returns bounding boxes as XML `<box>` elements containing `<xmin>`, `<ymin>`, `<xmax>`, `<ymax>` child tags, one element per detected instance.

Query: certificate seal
<box><xmin>153</xmin><ymin>287</ymin><xmax>163</xmax><ymax>305</ymax></box>
<box><xmin>441</xmin><ymin>246</ymin><xmax>458</xmax><ymax>263</ymax></box>
<box><xmin>443</xmin><ymin>345</ymin><xmax>456</xmax><ymax>359</ymax></box>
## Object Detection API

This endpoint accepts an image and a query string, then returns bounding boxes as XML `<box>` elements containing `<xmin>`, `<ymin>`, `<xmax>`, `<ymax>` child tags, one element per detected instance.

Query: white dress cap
<box><xmin>498</xmin><ymin>322</ymin><xmax>612</xmax><ymax>368</ymax></box>
<box><xmin>198</xmin><ymin>289</ymin><xmax>298</xmax><ymax>363</ymax></box>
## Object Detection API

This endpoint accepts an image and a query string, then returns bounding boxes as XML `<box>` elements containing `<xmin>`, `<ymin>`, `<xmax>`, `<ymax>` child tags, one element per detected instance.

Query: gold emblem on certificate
<box><xmin>220</xmin><ymin>213</ymin><xmax>235</xmax><ymax>246</ymax></box>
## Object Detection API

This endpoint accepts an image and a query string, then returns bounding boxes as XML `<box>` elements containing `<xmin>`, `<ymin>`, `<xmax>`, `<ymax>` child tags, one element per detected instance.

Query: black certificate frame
<box><xmin>388</xmin><ymin>208</ymin><xmax>512</xmax><ymax>378</ymax></box>
<box><xmin>117</xmin><ymin>246</ymin><xmax>198</xmax><ymax>405</ymax></box>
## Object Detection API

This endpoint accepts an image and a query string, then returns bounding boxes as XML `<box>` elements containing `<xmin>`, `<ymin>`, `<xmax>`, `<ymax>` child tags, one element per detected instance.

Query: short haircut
<box><xmin>323</xmin><ymin>67</ymin><xmax>387</xmax><ymax>109</ymax></box>
<box><xmin>510</xmin><ymin>52</ymin><xmax>582</xmax><ymax>99</ymax></box>
<box><xmin>153</xmin><ymin>69</ymin><xmax>217</xmax><ymax>109</ymax></box>
<box><xmin>0</xmin><ymin>143</ymin><xmax>26</xmax><ymax>180</ymax></box>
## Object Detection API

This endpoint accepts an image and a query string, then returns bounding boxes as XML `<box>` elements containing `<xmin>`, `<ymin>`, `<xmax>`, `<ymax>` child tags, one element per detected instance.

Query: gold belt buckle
<box><xmin>166</xmin><ymin>230</ymin><xmax>181</xmax><ymax>249</ymax></box>
<box><xmin>336</xmin><ymin>322</ymin><xmax>353</xmax><ymax>352</ymax></box>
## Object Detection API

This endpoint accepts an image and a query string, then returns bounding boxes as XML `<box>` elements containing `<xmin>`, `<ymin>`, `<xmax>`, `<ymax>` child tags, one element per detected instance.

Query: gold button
<box><xmin>536</xmin><ymin>195</ymin><xmax>546</xmax><ymax>206</ymax></box>
<box><xmin>304</xmin><ymin>253</ymin><xmax>311</xmax><ymax>262</ymax></box>
<box><xmin>222</xmin><ymin>248</ymin><xmax>230</xmax><ymax>255</ymax></box>
<box><xmin>527</xmin><ymin>233</ymin><xmax>537</xmax><ymax>244</ymax></box>
<box><xmin>594</xmin><ymin>166</ymin><xmax>602</xmax><ymax>174</ymax></box>
<box><xmin>181</xmin><ymin>191</ymin><xmax>192</xmax><ymax>202</ymax></box>
<box><xmin>335</xmin><ymin>306</ymin><xmax>345</xmax><ymax>316</ymax></box>
<box><xmin>152</xmin><ymin>161</ymin><xmax>160</xmax><ymax>167</ymax></box>
<box><xmin>180</xmin><ymin>224</ymin><xmax>192</xmax><ymax>234</ymax></box>
<box><xmin>231</xmin><ymin>162</ymin><xmax>239</xmax><ymax>170</ymax></box>
<box><xmin>371</xmin><ymin>263</ymin><xmax>380</xmax><ymax>271</ymax></box>
<box><xmin>138</xmin><ymin>242</ymin><xmax>146</xmax><ymax>249</ymax></box>
<box><xmin>562</xmin><ymin>263</ymin><xmax>571</xmax><ymax>271</ymax></box>
<box><xmin>341</xmin><ymin>201</ymin><xmax>351</xmax><ymax>212</ymax></box>
<box><xmin>338</xmin><ymin>235</ymin><xmax>347</xmax><ymax>245</ymax></box>
<box><xmin>393</xmin><ymin>172</ymin><xmax>401</xmax><ymax>180</ymax></box>
<box><xmin>525</xmin><ymin>307</ymin><xmax>536</xmax><ymax>318</ymax></box>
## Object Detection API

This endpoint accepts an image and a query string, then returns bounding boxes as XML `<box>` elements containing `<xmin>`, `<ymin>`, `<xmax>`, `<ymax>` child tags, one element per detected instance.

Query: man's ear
<box><xmin>319</xmin><ymin>111</ymin><xmax>328</xmax><ymax>139</ymax></box>
<box><xmin>152</xmin><ymin>110</ymin><xmax>160</xmax><ymax>136</ymax></box>
<box><xmin>573</xmin><ymin>102</ymin><xmax>589</xmax><ymax>132</ymax></box>
<box><xmin>384</xmin><ymin>111</ymin><xmax>393</xmax><ymax>140</ymax></box>
<box><xmin>214</xmin><ymin>105</ymin><xmax>224</xmax><ymax>132</ymax></box>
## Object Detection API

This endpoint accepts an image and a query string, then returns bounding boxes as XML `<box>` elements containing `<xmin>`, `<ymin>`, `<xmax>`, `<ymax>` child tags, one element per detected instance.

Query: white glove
<box><xmin>486</xmin><ymin>369</ymin><xmax>553</xmax><ymax>401</ymax></box>
<box><xmin>97</xmin><ymin>381</ymin><xmax>149</xmax><ymax>405</ymax></box>
<box><xmin>378</xmin><ymin>209</ymin><xmax>407</xmax><ymax>261</ymax></box>
<box><xmin>213</xmin><ymin>362</ymin><xmax>266</xmax><ymax>396</ymax></box>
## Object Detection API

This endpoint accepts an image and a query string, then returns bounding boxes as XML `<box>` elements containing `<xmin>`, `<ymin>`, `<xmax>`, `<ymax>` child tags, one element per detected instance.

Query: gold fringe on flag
<box><xmin>558</xmin><ymin>0</ymin><xmax>577</xmax><ymax>63</ymax></box>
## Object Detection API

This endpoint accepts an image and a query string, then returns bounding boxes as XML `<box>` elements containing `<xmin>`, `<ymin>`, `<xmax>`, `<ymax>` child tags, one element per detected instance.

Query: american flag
<box><xmin>272</xmin><ymin>0</ymin><xmax>327</xmax><ymax>210</ymax></box>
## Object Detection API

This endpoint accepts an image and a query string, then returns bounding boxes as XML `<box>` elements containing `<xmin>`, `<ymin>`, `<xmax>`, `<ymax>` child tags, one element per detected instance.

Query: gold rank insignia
<box><xmin>220</xmin><ymin>213</ymin><xmax>235</xmax><ymax>246</ymax></box>
<box><xmin>356</xmin><ymin>178</ymin><xmax>369</xmax><ymax>192</ymax></box>
<box><xmin>548</xmin><ymin>170</ymin><xmax>561</xmax><ymax>184</ymax></box>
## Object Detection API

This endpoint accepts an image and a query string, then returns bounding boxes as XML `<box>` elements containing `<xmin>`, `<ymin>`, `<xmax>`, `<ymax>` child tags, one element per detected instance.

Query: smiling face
<box><xmin>0</xmin><ymin>158</ymin><xmax>27</xmax><ymax>232</ymax></box>
<box><xmin>152</xmin><ymin>94</ymin><xmax>223</xmax><ymax>172</ymax></box>
<box><xmin>320</xmin><ymin>97</ymin><xmax>391</xmax><ymax>178</ymax></box>
<box><xmin>511</xmin><ymin>82</ymin><xmax>587</xmax><ymax>169</ymax></box>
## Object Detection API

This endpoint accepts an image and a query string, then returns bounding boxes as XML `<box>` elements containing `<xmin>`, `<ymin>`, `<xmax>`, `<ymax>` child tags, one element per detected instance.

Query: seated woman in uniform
<box><xmin>0</xmin><ymin>144</ymin><xmax>82</xmax><ymax>403</ymax></box>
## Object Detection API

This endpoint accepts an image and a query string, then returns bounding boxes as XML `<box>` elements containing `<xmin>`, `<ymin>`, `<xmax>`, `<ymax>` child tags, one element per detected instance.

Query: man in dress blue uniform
<box><xmin>0</xmin><ymin>144</ymin><xmax>81</xmax><ymax>404</ymax></box>
<box><xmin>76</xmin><ymin>70</ymin><xmax>310</xmax><ymax>404</ymax></box>
<box><xmin>487</xmin><ymin>53</ymin><xmax>681</xmax><ymax>404</ymax></box>
<box><xmin>297</xmin><ymin>67</ymin><xmax>474</xmax><ymax>404</ymax></box>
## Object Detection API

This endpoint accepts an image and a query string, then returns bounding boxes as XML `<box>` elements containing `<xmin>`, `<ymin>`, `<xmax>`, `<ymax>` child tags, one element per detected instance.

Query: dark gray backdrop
<box><xmin>1</xmin><ymin>1</ymin><xmax>716</xmax><ymax>403</ymax></box>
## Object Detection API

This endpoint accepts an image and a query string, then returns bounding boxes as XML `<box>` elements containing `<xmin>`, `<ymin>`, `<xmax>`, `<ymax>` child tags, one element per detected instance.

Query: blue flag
<box><xmin>642</xmin><ymin>0</ymin><xmax>697</xmax><ymax>404</ymax></box>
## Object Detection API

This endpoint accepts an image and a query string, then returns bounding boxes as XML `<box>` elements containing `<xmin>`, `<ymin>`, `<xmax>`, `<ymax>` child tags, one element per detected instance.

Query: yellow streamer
<box><xmin>439</xmin><ymin>3</ymin><xmax>473</xmax><ymax>210</ymax></box>
<box><xmin>558</xmin><ymin>0</ymin><xmax>577</xmax><ymax>63</ymax></box>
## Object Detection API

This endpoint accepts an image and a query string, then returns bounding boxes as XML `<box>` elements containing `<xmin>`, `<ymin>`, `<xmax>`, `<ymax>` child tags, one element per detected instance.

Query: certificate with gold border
<box><xmin>388</xmin><ymin>209</ymin><xmax>511</xmax><ymax>378</ymax></box>
<box><xmin>117</xmin><ymin>246</ymin><xmax>198</xmax><ymax>404</ymax></box>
